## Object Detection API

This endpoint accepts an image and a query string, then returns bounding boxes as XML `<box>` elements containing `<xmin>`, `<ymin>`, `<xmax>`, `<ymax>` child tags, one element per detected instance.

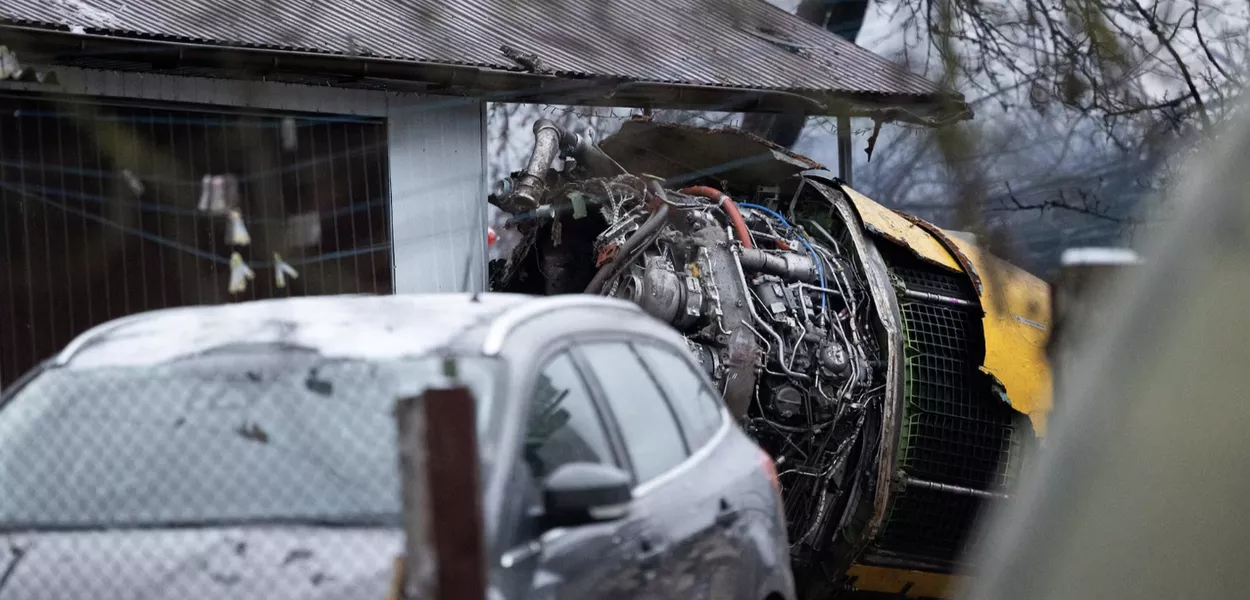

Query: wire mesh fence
<box><xmin>0</xmin><ymin>93</ymin><xmax>393</xmax><ymax>388</ymax></box>
<box><xmin>0</xmin><ymin>349</ymin><xmax>499</xmax><ymax>599</ymax></box>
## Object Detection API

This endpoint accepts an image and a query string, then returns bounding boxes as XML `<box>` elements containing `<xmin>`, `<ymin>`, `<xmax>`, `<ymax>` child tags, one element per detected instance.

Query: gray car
<box><xmin>0</xmin><ymin>293</ymin><xmax>794</xmax><ymax>600</ymax></box>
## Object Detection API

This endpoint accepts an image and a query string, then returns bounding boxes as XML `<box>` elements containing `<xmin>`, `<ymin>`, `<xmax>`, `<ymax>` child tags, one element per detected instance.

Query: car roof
<box><xmin>53</xmin><ymin>293</ymin><xmax>543</xmax><ymax>369</ymax></box>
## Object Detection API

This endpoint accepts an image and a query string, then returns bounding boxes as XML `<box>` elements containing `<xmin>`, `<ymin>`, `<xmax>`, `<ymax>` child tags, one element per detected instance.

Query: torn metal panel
<box><xmin>820</xmin><ymin>183</ymin><xmax>906</xmax><ymax>551</ymax></box>
<box><xmin>948</xmin><ymin>237</ymin><xmax>1053</xmax><ymax>435</ymax></box>
<box><xmin>837</xmin><ymin>184</ymin><xmax>965</xmax><ymax>274</ymax></box>
<box><xmin>599</xmin><ymin>117</ymin><xmax>821</xmax><ymax>190</ymax></box>
<box><xmin>895</xmin><ymin>211</ymin><xmax>983</xmax><ymax>295</ymax></box>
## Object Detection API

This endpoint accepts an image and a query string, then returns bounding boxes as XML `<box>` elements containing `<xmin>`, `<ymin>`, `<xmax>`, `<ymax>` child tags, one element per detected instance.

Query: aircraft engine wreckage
<box><xmin>488</xmin><ymin>117</ymin><xmax>1052</xmax><ymax>599</ymax></box>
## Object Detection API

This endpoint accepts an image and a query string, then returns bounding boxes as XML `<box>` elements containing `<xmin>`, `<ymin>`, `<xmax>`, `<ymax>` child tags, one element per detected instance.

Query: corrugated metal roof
<box><xmin>0</xmin><ymin>0</ymin><xmax>946</xmax><ymax>102</ymax></box>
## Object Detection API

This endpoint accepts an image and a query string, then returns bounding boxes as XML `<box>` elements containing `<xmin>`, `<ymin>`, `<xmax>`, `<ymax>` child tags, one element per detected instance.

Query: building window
<box><xmin>0</xmin><ymin>95</ymin><xmax>392</xmax><ymax>388</ymax></box>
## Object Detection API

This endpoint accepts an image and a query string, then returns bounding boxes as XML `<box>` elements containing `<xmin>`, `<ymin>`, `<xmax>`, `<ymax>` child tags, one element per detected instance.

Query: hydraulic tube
<box><xmin>681</xmin><ymin>186</ymin><xmax>755</xmax><ymax>249</ymax></box>
<box><xmin>739</xmin><ymin>248</ymin><xmax>820</xmax><ymax>283</ymax></box>
<box><xmin>585</xmin><ymin>205</ymin><xmax>671</xmax><ymax>294</ymax></box>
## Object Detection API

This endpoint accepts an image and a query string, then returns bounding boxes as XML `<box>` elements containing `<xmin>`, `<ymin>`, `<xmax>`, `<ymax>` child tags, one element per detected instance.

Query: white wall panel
<box><xmin>386</xmin><ymin>97</ymin><xmax>487</xmax><ymax>294</ymax></box>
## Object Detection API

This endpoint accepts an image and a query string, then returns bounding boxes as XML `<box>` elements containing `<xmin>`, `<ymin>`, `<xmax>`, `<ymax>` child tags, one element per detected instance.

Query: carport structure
<box><xmin>0</xmin><ymin>0</ymin><xmax>963</xmax><ymax>387</ymax></box>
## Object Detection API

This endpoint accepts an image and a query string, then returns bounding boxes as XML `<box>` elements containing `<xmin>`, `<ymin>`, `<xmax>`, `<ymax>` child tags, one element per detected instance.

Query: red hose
<box><xmin>680</xmin><ymin>186</ymin><xmax>754</xmax><ymax>249</ymax></box>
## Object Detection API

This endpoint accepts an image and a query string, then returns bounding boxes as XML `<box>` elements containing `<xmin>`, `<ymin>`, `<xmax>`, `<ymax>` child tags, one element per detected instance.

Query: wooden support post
<box><xmin>395</xmin><ymin>387</ymin><xmax>487</xmax><ymax>600</ymax></box>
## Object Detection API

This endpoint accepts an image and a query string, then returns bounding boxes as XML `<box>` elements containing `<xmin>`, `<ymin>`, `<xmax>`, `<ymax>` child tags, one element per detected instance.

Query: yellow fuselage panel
<box><xmin>947</xmin><ymin>237</ymin><xmax>1053</xmax><ymax>435</ymax></box>
<box><xmin>840</xmin><ymin>186</ymin><xmax>964</xmax><ymax>273</ymax></box>
<box><xmin>839</xmin><ymin>183</ymin><xmax>1053</xmax><ymax>435</ymax></box>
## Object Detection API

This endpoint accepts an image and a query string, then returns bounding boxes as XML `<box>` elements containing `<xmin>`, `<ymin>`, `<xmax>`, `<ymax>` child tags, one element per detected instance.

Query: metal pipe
<box><xmin>681</xmin><ymin>186</ymin><xmax>755</xmax><ymax>249</ymax></box>
<box><xmin>798</xmin><ymin>283</ymin><xmax>843</xmax><ymax>296</ymax></box>
<box><xmin>902</xmin><ymin>289</ymin><xmax>975</xmax><ymax>307</ymax></box>
<box><xmin>837</xmin><ymin>115</ymin><xmax>853</xmax><ymax>186</ymax></box>
<box><xmin>585</xmin><ymin>205</ymin><xmax>671</xmax><ymax>294</ymax></box>
<box><xmin>738</xmin><ymin>248</ymin><xmax>820</xmax><ymax>283</ymax></box>
<box><xmin>902</xmin><ymin>476</ymin><xmax>1010</xmax><ymax>500</ymax></box>
<box><xmin>805</xmin><ymin>221</ymin><xmax>864</xmax><ymax>345</ymax></box>
<box><xmin>567</xmin><ymin>131</ymin><xmax>628</xmax><ymax>176</ymax></box>
<box><xmin>507</xmin><ymin>119</ymin><xmax>566</xmax><ymax>211</ymax></box>
<box><xmin>730</xmin><ymin>244</ymin><xmax>812</xmax><ymax>383</ymax></box>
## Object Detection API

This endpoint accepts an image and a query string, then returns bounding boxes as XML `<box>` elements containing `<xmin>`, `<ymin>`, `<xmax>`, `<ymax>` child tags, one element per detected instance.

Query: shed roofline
<box><xmin>1</xmin><ymin>24</ymin><xmax>972</xmax><ymax>125</ymax></box>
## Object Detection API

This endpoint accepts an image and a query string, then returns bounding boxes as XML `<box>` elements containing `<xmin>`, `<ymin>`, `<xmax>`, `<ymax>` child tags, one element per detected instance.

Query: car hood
<box><xmin>0</xmin><ymin>526</ymin><xmax>402</xmax><ymax>600</ymax></box>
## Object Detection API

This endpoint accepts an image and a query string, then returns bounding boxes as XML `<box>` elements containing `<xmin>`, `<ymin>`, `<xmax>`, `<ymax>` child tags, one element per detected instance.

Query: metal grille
<box><xmin>872</xmin><ymin>487</ymin><xmax>984</xmax><ymax>562</ymax></box>
<box><xmin>871</xmin><ymin>250</ymin><xmax>1023</xmax><ymax>567</ymax></box>
<box><xmin>893</xmin><ymin>265</ymin><xmax>970</xmax><ymax>299</ymax></box>
<box><xmin>900</xmin><ymin>303</ymin><xmax>1010</xmax><ymax>426</ymax></box>
<box><xmin>0</xmin><ymin>94</ymin><xmax>391</xmax><ymax>388</ymax></box>
<box><xmin>899</xmin><ymin>413</ymin><xmax>1016</xmax><ymax>487</ymax></box>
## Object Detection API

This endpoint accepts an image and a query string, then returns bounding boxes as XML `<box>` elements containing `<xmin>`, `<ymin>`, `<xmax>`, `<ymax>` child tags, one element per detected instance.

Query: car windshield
<box><xmin>0</xmin><ymin>350</ymin><xmax>500</xmax><ymax>531</ymax></box>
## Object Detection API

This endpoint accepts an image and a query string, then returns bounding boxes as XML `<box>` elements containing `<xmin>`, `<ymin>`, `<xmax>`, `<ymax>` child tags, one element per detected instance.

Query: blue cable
<box><xmin>737</xmin><ymin>203</ymin><xmax>828</xmax><ymax>313</ymax></box>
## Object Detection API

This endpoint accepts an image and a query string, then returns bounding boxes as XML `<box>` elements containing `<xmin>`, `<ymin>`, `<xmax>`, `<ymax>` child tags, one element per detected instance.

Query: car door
<box><xmin>574</xmin><ymin>340</ymin><xmax>712</xmax><ymax>600</ymax></box>
<box><xmin>631</xmin><ymin>341</ymin><xmax>775</xmax><ymax>600</ymax></box>
<box><xmin>494</xmin><ymin>350</ymin><xmax>646</xmax><ymax>600</ymax></box>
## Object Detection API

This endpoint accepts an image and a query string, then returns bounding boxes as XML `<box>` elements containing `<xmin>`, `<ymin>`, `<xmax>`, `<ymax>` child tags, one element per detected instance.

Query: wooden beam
<box><xmin>395</xmin><ymin>386</ymin><xmax>487</xmax><ymax>600</ymax></box>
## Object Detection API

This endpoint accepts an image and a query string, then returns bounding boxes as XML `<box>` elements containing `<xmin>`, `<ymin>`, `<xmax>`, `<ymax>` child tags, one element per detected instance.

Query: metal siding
<box><xmin>1</xmin><ymin>0</ymin><xmax>943</xmax><ymax>100</ymax></box>
<box><xmin>0</xmin><ymin>66</ymin><xmax>391</xmax><ymax>116</ymax></box>
<box><xmin>387</xmin><ymin>96</ymin><xmax>487</xmax><ymax>294</ymax></box>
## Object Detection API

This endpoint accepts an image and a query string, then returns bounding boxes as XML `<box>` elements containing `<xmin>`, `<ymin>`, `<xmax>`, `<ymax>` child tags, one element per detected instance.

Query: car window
<box><xmin>523</xmin><ymin>352</ymin><xmax>615</xmax><ymax>480</ymax></box>
<box><xmin>633</xmin><ymin>343</ymin><xmax>725</xmax><ymax>449</ymax></box>
<box><xmin>579</xmin><ymin>342</ymin><xmax>688</xmax><ymax>484</ymax></box>
<box><xmin>0</xmin><ymin>353</ymin><xmax>501</xmax><ymax>529</ymax></box>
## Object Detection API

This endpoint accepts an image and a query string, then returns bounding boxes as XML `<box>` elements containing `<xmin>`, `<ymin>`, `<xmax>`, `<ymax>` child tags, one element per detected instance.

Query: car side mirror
<box><xmin>541</xmin><ymin>462</ymin><xmax>632</xmax><ymax>528</ymax></box>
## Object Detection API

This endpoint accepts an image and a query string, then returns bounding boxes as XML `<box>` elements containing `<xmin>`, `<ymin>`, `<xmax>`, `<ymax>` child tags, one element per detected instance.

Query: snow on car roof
<box><xmin>56</xmin><ymin>293</ymin><xmax>534</xmax><ymax>369</ymax></box>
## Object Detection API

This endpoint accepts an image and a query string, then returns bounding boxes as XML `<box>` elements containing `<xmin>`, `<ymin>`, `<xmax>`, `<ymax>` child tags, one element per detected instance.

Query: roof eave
<box><xmin>0</xmin><ymin>23</ymin><xmax>971</xmax><ymax>125</ymax></box>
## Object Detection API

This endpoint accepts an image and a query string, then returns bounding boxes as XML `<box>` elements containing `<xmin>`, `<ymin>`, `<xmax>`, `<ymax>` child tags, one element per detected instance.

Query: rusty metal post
<box><xmin>837</xmin><ymin>115</ymin><xmax>853</xmax><ymax>186</ymax></box>
<box><xmin>395</xmin><ymin>387</ymin><xmax>487</xmax><ymax>600</ymax></box>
